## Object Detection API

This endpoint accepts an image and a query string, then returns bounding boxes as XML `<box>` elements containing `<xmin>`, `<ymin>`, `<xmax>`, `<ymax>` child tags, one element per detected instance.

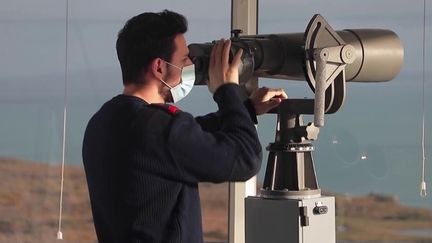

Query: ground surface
<box><xmin>0</xmin><ymin>157</ymin><xmax>431</xmax><ymax>243</ymax></box>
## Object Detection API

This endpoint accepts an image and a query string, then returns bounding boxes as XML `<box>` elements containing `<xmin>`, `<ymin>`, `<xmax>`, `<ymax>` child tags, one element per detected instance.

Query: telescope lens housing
<box><xmin>339</xmin><ymin>29</ymin><xmax>404</xmax><ymax>82</ymax></box>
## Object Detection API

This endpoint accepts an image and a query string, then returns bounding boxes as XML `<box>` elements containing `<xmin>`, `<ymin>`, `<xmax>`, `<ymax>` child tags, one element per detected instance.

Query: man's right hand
<box><xmin>208</xmin><ymin>39</ymin><xmax>243</xmax><ymax>94</ymax></box>
<box><xmin>249</xmin><ymin>87</ymin><xmax>288</xmax><ymax>115</ymax></box>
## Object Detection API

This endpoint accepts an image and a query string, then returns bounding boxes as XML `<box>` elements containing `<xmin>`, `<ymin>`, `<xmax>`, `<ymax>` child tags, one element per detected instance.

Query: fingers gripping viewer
<box><xmin>82</xmin><ymin>10</ymin><xmax>287</xmax><ymax>243</ymax></box>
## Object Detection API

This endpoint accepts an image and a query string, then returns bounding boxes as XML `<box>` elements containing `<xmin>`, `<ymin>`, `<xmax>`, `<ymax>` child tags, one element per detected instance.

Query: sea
<box><xmin>1</xmin><ymin>69</ymin><xmax>431</xmax><ymax>209</ymax></box>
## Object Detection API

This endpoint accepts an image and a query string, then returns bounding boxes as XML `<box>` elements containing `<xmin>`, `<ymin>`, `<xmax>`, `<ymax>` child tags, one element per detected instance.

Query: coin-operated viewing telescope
<box><xmin>190</xmin><ymin>14</ymin><xmax>403</xmax><ymax>243</ymax></box>
<box><xmin>189</xmin><ymin>13</ymin><xmax>403</xmax><ymax>124</ymax></box>
<box><xmin>189</xmin><ymin>15</ymin><xmax>403</xmax><ymax>86</ymax></box>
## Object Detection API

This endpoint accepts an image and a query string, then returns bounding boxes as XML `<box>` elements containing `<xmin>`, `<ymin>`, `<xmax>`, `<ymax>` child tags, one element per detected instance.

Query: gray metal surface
<box><xmin>245</xmin><ymin>196</ymin><xmax>335</xmax><ymax>243</ymax></box>
<box><xmin>339</xmin><ymin>29</ymin><xmax>404</xmax><ymax>82</ymax></box>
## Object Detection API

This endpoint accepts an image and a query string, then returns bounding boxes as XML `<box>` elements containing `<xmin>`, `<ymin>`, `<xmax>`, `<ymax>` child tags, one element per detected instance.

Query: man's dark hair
<box><xmin>116</xmin><ymin>10</ymin><xmax>188</xmax><ymax>84</ymax></box>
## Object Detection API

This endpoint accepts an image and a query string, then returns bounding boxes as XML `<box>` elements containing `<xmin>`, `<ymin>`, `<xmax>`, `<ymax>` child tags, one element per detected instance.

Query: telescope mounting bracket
<box><xmin>305</xmin><ymin>14</ymin><xmax>357</xmax><ymax>126</ymax></box>
<box><xmin>261</xmin><ymin>14</ymin><xmax>357</xmax><ymax>199</ymax></box>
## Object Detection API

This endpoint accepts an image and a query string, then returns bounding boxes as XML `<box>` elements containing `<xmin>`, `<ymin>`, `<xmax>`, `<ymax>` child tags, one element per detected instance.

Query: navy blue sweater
<box><xmin>82</xmin><ymin>84</ymin><xmax>262</xmax><ymax>243</ymax></box>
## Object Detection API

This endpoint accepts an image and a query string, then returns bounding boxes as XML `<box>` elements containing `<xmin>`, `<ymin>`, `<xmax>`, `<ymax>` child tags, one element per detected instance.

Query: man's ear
<box><xmin>150</xmin><ymin>58</ymin><xmax>165</xmax><ymax>80</ymax></box>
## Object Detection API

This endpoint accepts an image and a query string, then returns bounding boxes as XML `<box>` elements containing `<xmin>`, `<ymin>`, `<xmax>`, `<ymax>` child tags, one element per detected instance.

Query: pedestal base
<box><xmin>245</xmin><ymin>196</ymin><xmax>335</xmax><ymax>243</ymax></box>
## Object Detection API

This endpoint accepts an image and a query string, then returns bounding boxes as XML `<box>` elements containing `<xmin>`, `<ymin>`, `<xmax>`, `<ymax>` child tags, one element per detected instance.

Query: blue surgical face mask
<box><xmin>160</xmin><ymin>61</ymin><xmax>195</xmax><ymax>103</ymax></box>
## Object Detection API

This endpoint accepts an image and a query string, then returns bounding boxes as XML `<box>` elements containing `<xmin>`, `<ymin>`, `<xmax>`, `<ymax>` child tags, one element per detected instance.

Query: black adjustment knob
<box><xmin>231</xmin><ymin>29</ymin><xmax>243</xmax><ymax>38</ymax></box>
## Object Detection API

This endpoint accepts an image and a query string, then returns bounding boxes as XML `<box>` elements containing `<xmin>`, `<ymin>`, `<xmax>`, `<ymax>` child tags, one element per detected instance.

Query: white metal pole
<box><xmin>229</xmin><ymin>1</ymin><xmax>258</xmax><ymax>243</ymax></box>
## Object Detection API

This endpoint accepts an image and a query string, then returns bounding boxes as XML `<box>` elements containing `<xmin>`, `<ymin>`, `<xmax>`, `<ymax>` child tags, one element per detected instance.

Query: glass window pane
<box><xmin>68</xmin><ymin>1</ymin><xmax>232</xmax><ymax>243</ymax></box>
<box><xmin>1</xmin><ymin>1</ymin><xmax>231</xmax><ymax>242</ymax></box>
<box><xmin>0</xmin><ymin>0</ymin><xmax>68</xmax><ymax>242</ymax></box>
<box><xmin>258</xmin><ymin>1</ymin><xmax>432</xmax><ymax>242</ymax></box>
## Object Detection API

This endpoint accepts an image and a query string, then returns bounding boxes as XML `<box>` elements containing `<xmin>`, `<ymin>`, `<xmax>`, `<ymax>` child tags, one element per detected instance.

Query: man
<box><xmin>82</xmin><ymin>10</ymin><xmax>287</xmax><ymax>243</ymax></box>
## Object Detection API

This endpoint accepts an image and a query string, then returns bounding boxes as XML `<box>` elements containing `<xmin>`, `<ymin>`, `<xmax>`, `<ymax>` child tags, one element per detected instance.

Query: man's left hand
<box><xmin>249</xmin><ymin>87</ymin><xmax>288</xmax><ymax>115</ymax></box>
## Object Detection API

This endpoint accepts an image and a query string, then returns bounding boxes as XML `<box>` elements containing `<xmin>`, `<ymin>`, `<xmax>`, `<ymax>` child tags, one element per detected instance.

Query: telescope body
<box><xmin>189</xmin><ymin>29</ymin><xmax>404</xmax><ymax>85</ymax></box>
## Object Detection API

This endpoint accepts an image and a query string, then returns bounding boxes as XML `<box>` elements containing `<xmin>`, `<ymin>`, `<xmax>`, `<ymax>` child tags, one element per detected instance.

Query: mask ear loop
<box><xmin>164</xmin><ymin>60</ymin><xmax>183</xmax><ymax>70</ymax></box>
<box><xmin>160</xmin><ymin>78</ymin><xmax>174</xmax><ymax>89</ymax></box>
<box><xmin>160</xmin><ymin>60</ymin><xmax>183</xmax><ymax>89</ymax></box>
